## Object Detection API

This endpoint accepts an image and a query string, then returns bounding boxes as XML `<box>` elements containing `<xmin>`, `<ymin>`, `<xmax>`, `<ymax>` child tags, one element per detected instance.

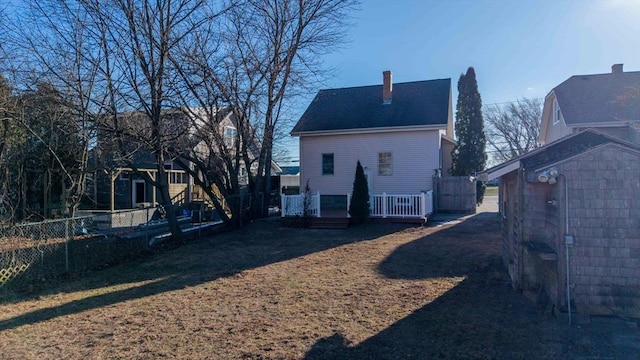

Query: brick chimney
<box><xmin>611</xmin><ymin>63</ymin><xmax>623</xmax><ymax>73</ymax></box>
<box><xmin>383</xmin><ymin>70</ymin><xmax>392</xmax><ymax>104</ymax></box>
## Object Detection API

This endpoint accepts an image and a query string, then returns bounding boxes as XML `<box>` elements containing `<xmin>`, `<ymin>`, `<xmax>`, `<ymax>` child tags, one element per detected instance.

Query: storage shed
<box><xmin>482</xmin><ymin>130</ymin><xmax>640</xmax><ymax>318</ymax></box>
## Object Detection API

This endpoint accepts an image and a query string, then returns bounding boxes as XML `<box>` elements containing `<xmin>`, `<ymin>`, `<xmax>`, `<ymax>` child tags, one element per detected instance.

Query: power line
<box><xmin>482</xmin><ymin>98</ymin><xmax>544</xmax><ymax>107</ymax></box>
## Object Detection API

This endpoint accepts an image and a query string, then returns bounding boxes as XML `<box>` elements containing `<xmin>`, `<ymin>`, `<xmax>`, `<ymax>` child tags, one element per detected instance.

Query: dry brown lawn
<box><xmin>1</xmin><ymin>213</ymin><xmax>638</xmax><ymax>359</ymax></box>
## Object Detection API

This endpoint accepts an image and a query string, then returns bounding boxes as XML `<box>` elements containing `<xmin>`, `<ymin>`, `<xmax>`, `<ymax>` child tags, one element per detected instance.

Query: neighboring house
<box><xmin>88</xmin><ymin>156</ymin><xmax>192</xmax><ymax>211</ymax></box>
<box><xmin>286</xmin><ymin>71</ymin><xmax>453</xmax><ymax>222</ymax></box>
<box><xmin>539</xmin><ymin>64</ymin><xmax>640</xmax><ymax>146</ymax></box>
<box><xmin>87</xmin><ymin>108</ymin><xmax>280</xmax><ymax>211</ymax></box>
<box><xmin>277</xmin><ymin>166</ymin><xmax>300</xmax><ymax>195</ymax></box>
<box><xmin>482</xmin><ymin>129</ymin><xmax>640</xmax><ymax>318</ymax></box>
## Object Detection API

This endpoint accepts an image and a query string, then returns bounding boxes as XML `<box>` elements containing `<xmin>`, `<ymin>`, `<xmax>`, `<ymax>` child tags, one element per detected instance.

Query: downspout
<box><xmin>561</xmin><ymin>174</ymin><xmax>572</xmax><ymax>326</ymax></box>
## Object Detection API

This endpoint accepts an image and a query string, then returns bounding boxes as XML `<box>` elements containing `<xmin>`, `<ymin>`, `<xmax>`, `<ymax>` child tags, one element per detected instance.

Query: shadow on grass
<box><xmin>304</xmin><ymin>212</ymin><xmax>569</xmax><ymax>359</ymax></box>
<box><xmin>304</xmin><ymin>275</ymin><xmax>560</xmax><ymax>359</ymax></box>
<box><xmin>0</xmin><ymin>219</ymin><xmax>412</xmax><ymax>331</ymax></box>
<box><xmin>377</xmin><ymin>212</ymin><xmax>501</xmax><ymax>279</ymax></box>
<box><xmin>305</xmin><ymin>212</ymin><xmax>640</xmax><ymax>359</ymax></box>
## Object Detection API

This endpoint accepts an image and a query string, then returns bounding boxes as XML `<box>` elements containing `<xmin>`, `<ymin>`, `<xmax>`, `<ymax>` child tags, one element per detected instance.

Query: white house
<box><xmin>285</xmin><ymin>71</ymin><xmax>454</xmax><ymax>222</ymax></box>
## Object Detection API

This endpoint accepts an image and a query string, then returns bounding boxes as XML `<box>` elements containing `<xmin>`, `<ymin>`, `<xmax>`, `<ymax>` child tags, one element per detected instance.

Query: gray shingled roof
<box><xmin>555</xmin><ymin>71</ymin><xmax>640</xmax><ymax>125</ymax></box>
<box><xmin>291</xmin><ymin>79</ymin><xmax>451</xmax><ymax>134</ymax></box>
<box><xmin>481</xmin><ymin>129</ymin><xmax>640</xmax><ymax>181</ymax></box>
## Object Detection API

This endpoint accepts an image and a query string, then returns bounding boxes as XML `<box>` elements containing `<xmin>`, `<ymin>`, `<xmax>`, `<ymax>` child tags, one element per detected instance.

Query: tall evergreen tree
<box><xmin>451</xmin><ymin>67</ymin><xmax>487</xmax><ymax>204</ymax></box>
<box><xmin>348</xmin><ymin>160</ymin><xmax>370</xmax><ymax>224</ymax></box>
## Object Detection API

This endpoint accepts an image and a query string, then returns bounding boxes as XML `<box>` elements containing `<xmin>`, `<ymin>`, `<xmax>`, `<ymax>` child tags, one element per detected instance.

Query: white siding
<box><xmin>299</xmin><ymin>130</ymin><xmax>441</xmax><ymax>196</ymax></box>
<box><xmin>540</xmin><ymin>94</ymin><xmax>572</xmax><ymax>145</ymax></box>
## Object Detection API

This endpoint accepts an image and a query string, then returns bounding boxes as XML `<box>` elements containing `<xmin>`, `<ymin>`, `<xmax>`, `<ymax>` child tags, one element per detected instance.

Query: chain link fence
<box><xmin>0</xmin><ymin>207</ymin><xmax>181</xmax><ymax>290</ymax></box>
<box><xmin>0</xmin><ymin>217</ymin><xmax>95</xmax><ymax>288</ymax></box>
<box><xmin>0</xmin><ymin>195</ymin><xmax>267</xmax><ymax>290</ymax></box>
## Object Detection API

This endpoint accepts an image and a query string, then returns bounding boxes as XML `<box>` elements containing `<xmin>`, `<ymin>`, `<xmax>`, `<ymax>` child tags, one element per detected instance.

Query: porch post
<box><xmin>420</xmin><ymin>192</ymin><xmax>426</xmax><ymax>216</ymax></box>
<box><xmin>150</xmin><ymin>171</ymin><xmax>157</xmax><ymax>205</ymax></box>
<box><xmin>110</xmin><ymin>171</ymin><xmax>116</xmax><ymax>212</ymax></box>
<box><xmin>187</xmin><ymin>169</ymin><xmax>193</xmax><ymax>202</ymax></box>
<box><xmin>382</xmin><ymin>192</ymin><xmax>387</xmax><ymax>218</ymax></box>
<box><xmin>346</xmin><ymin>193</ymin><xmax>351</xmax><ymax>218</ymax></box>
<box><xmin>280</xmin><ymin>194</ymin><xmax>286</xmax><ymax>217</ymax></box>
<box><xmin>316</xmin><ymin>191</ymin><xmax>321</xmax><ymax>217</ymax></box>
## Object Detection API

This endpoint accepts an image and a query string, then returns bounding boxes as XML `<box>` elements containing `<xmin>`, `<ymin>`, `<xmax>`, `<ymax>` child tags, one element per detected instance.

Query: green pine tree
<box><xmin>349</xmin><ymin>160</ymin><xmax>370</xmax><ymax>224</ymax></box>
<box><xmin>451</xmin><ymin>67</ymin><xmax>487</xmax><ymax>204</ymax></box>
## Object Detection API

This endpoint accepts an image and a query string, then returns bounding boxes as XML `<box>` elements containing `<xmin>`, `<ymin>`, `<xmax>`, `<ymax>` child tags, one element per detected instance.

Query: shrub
<box><xmin>348</xmin><ymin>161</ymin><xmax>370</xmax><ymax>224</ymax></box>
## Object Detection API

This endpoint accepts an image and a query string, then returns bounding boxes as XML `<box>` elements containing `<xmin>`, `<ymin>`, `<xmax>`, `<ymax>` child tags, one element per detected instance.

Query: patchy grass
<box><xmin>1</xmin><ymin>214</ymin><xmax>638</xmax><ymax>359</ymax></box>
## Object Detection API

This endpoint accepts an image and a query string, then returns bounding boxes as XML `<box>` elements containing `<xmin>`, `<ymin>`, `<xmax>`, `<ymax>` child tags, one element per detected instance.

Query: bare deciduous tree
<box><xmin>173</xmin><ymin>0</ymin><xmax>359</xmax><ymax>225</ymax></box>
<box><xmin>15</xmin><ymin>0</ymin><xmax>104</xmax><ymax>219</ymax></box>
<box><xmin>484</xmin><ymin>97</ymin><xmax>542</xmax><ymax>165</ymax></box>
<box><xmin>92</xmin><ymin>0</ymin><xmax>222</xmax><ymax>240</ymax></box>
<box><xmin>0</xmin><ymin>75</ymin><xmax>25</xmax><ymax>222</ymax></box>
<box><xmin>1</xmin><ymin>0</ymin><xmax>359</xmax><ymax>231</ymax></box>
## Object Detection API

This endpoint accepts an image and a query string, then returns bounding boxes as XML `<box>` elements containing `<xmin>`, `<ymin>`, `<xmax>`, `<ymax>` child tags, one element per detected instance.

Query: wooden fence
<box><xmin>433</xmin><ymin>176</ymin><xmax>476</xmax><ymax>213</ymax></box>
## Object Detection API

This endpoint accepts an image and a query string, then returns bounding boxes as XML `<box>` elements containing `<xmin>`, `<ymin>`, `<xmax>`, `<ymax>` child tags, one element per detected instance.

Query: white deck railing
<box><xmin>368</xmin><ymin>191</ymin><xmax>433</xmax><ymax>218</ymax></box>
<box><xmin>282</xmin><ymin>191</ymin><xmax>433</xmax><ymax>219</ymax></box>
<box><xmin>281</xmin><ymin>191</ymin><xmax>321</xmax><ymax>217</ymax></box>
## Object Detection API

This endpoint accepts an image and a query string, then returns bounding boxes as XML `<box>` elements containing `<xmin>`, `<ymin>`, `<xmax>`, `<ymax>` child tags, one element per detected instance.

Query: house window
<box><xmin>553</xmin><ymin>100</ymin><xmax>561</xmax><ymax>125</ymax></box>
<box><xmin>378</xmin><ymin>152</ymin><xmax>392</xmax><ymax>176</ymax></box>
<box><xmin>322</xmin><ymin>153</ymin><xmax>334</xmax><ymax>175</ymax></box>
<box><xmin>224</xmin><ymin>126</ymin><xmax>237</xmax><ymax>148</ymax></box>
<box><xmin>170</xmin><ymin>171</ymin><xmax>188</xmax><ymax>184</ymax></box>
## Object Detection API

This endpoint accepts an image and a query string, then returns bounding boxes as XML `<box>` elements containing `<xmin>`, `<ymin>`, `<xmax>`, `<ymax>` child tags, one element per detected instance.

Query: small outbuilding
<box><xmin>482</xmin><ymin>130</ymin><xmax>640</xmax><ymax>318</ymax></box>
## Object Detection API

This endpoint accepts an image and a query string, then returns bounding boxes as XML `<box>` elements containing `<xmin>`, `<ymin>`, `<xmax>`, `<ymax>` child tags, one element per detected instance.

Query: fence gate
<box><xmin>433</xmin><ymin>176</ymin><xmax>476</xmax><ymax>213</ymax></box>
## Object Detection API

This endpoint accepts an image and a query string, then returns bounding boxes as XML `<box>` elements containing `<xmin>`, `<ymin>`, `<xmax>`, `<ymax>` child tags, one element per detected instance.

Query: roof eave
<box><xmin>480</xmin><ymin>128</ymin><xmax>640</xmax><ymax>181</ymax></box>
<box><xmin>441</xmin><ymin>134</ymin><xmax>457</xmax><ymax>145</ymax></box>
<box><xmin>291</xmin><ymin>124</ymin><xmax>447</xmax><ymax>137</ymax></box>
<box><xmin>565</xmin><ymin>120</ymin><xmax>640</xmax><ymax>127</ymax></box>
<box><xmin>478</xmin><ymin>160</ymin><xmax>521</xmax><ymax>182</ymax></box>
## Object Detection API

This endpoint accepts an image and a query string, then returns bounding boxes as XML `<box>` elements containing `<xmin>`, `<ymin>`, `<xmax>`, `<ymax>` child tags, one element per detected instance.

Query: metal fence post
<box><xmin>65</xmin><ymin>218</ymin><xmax>70</xmax><ymax>272</ymax></box>
<box><xmin>146</xmin><ymin>207</ymin><xmax>150</xmax><ymax>245</ymax></box>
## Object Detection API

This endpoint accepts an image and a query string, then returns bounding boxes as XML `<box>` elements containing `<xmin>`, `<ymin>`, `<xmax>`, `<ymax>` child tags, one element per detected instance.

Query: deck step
<box><xmin>309</xmin><ymin>217</ymin><xmax>349</xmax><ymax>229</ymax></box>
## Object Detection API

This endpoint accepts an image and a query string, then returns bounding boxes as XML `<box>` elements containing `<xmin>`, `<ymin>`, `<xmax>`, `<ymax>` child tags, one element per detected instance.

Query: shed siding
<box><xmin>299</xmin><ymin>130</ymin><xmax>442</xmax><ymax>196</ymax></box>
<box><xmin>501</xmin><ymin>172</ymin><xmax>521</xmax><ymax>286</ymax></box>
<box><xmin>511</xmin><ymin>144</ymin><xmax>640</xmax><ymax>318</ymax></box>
<box><xmin>558</xmin><ymin>146</ymin><xmax>640</xmax><ymax>317</ymax></box>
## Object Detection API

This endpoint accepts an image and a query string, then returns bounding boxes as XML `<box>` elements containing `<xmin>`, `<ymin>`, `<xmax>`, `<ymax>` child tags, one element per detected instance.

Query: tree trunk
<box><xmin>156</xmin><ymin>158</ymin><xmax>183</xmax><ymax>243</ymax></box>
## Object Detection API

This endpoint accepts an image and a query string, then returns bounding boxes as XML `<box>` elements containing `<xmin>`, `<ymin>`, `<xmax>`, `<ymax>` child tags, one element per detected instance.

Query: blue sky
<box><xmin>279</xmin><ymin>0</ymin><xmax>640</xmax><ymax>163</ymax></box>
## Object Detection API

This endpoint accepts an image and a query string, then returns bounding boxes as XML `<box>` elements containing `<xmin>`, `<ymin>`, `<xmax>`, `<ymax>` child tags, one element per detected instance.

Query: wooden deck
<box><xmin>309</xmin><ymin>209</ymin><xmax>427</xmax><ymax>228</ymax></box>
<box><xmin>283</xmin><ymin>208</ymin><xmax>428</xmax><ymax>229</ymax></box>
<box><xmin>309</xmin><ymin>209</ymin><xmax>349</xmax><ymax>229</ymax></box>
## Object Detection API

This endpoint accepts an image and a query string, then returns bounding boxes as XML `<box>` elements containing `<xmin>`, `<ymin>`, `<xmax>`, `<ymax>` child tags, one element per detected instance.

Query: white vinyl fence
<box><xmin>281</xmin><ymin>191</ymin><xmax>321</xmax><ymax>217</ymax></box>
<box><xmin>368</xmin><ymin>191</ymin><xmax>433</xmax><ymax>218</ymax></box>
<box><xmin>282</xmin><ymin>191</ymin><xmax>433</xmax><ymax>219</ymax></box>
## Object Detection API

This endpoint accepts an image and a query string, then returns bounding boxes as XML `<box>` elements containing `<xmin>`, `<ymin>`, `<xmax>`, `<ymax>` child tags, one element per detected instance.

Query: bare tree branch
<box><xmin>484</xmin><ymin>97</ymin><xmax>542</xmax><ymax>165</ymax></box>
